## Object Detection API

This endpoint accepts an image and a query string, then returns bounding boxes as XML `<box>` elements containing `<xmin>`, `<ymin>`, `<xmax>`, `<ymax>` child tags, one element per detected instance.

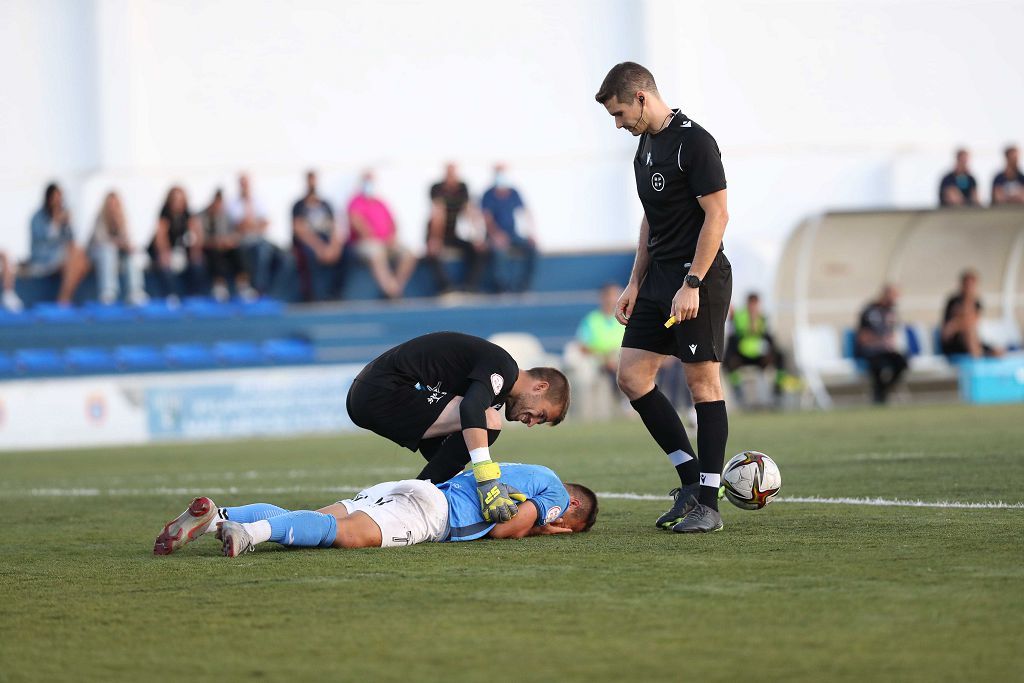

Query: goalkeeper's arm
<box><xmin>461</xmin><ymin>381</ymin><xmax>519</xmax><ymax>523</ymax></box>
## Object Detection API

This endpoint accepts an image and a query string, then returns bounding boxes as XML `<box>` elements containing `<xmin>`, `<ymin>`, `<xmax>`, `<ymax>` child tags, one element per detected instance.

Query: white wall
<box><xmin>1</xmin><ymin>0</ymin><xmax>1022</xmax><ymax>301</ymax></box>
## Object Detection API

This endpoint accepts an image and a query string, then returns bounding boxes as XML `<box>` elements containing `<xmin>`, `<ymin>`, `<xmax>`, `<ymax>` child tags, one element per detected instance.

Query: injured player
<box><xmin>153</xmin><ymin>463</ymin><xmax>598</xmax><ymax>556</ymax></box>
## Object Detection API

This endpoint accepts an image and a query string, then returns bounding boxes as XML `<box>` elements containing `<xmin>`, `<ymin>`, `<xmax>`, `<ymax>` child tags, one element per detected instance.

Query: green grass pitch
<box><xmin>1</xmin><ymin>403</ymin><xmax>1022</xmax><ymax>682</ymax></box>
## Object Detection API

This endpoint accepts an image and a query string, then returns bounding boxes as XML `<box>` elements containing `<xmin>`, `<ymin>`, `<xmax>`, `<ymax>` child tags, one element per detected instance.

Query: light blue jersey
<box><xmin>436</xmin><ymin>463</ymin><xmax>570</xmax><ymax>542</ymax></box>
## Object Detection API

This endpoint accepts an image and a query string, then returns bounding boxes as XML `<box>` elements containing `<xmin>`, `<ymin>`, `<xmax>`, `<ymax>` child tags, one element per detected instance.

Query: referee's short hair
<box><xmin>527</xmin><ymin>366</ymin><xmax>570</xmax><ymax>425</ymax></box>
<box><xmin>595</xmin><ymin>62</ymin><xmax>659</xmax><ymax>105</ymax></box>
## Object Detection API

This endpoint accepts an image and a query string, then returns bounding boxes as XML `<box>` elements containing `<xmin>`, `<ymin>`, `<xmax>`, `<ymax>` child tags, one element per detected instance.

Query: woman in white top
<box><xmin>89</xmin><ymin>192</ymin><xmax>148</xmax><ymax>305</ymax></box>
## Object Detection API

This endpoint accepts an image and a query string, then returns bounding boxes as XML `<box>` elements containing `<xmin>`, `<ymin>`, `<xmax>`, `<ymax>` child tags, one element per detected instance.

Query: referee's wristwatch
<box><xmin>684</xmin><ymin>273</ymin><xmax>702</xmax><ymax>289</ymax></box>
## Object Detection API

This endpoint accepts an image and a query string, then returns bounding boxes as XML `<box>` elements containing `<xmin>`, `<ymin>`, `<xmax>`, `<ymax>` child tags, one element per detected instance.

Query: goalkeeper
<box><xmin>345</xmin><ymin>332</ymin><xmax>570</xmax><ymax>522</ymax></box>
<box><xmin>153</xmin><ymin>464</ymin><xmax>598</xmax><ymax>556</ymax></box>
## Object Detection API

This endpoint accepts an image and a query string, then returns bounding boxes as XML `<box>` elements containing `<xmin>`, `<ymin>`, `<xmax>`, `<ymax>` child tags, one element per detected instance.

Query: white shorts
<box><xmin>338</xmin><ymin>479</ymin><xmax>450</xmax><ymax>548</ymax></box>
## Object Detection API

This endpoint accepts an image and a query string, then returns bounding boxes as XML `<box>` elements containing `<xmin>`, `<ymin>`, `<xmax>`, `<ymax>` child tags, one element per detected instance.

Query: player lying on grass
<box><xmin>153</xmin><ymin>463</ymin><xmax>598</xmax><ymax>556</ymax></box>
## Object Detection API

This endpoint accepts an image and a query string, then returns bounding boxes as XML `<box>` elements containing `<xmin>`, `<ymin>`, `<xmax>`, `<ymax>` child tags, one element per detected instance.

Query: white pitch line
<box><xmin>597</xmin><ymin>492</ymin><xmax>1024</xmax><ymax>510</ymax></box>
<box><xmin>2</xmin><ymin>486</ymin><xmax>1022</xmax><ymax>509</ymax></box>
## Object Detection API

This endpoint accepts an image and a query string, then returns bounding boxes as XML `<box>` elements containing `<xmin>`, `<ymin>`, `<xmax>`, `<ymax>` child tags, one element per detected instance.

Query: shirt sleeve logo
<box><xmin>544</xmin><ymin>506</ymin><xmax>562</xmax><ymax>523</ymax></box>
<box><xmin>651</xmin><ymin>173</ymin><xmax>665</xmax><ymax>191</ymax></box>
<box><xmin>490</xmin><ymin>373</ymin><xmax>504</xmax><ymax>395</ymax></box>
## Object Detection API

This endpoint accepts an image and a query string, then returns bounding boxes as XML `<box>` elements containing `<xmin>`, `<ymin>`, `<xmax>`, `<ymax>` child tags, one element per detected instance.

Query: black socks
<box><xmin>629</xmin><ymin>386</ymin><xmax>699</xmax><ymax>486</ymax></box>
<box><xmin>695</xmin><ymin>400</ymin><xmax>728</xmax><ymax>509</ymax></box>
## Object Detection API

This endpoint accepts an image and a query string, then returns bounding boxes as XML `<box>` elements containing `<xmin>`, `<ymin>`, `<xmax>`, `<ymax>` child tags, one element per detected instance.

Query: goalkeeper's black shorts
<box><xmin>346</xmin><ymin>373</ymin><xmax>454</xmax><ymax>452</ymax></box>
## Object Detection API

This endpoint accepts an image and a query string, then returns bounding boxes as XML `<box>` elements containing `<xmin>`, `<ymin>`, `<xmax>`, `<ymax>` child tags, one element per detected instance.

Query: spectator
<box><xmin>89</xmin><ymin>191</ymin><xmax>148</xmax><ymax>305</ymax></box>
<box><xmin>0</xmin><ymin>251</ymin><xmax>23</xmax><ymax>312</ymax></box>
<box><xmin>227</xmin><ymin>173</ymin><xmax>277</xmax><ymax>294</ymax></box>
<box><xmin>940</xmin><ymin>270</ymin><xmax>1002</xmax><ymax>358</ymax></box>
<box><xmin>347</xmin><ymin>170</ymin><xmax>416</xmax><ymax>299</ymax></box>
<box><xmin>724</xmin><ymin>292</ymin><xmax>786</xmax><ymax>404</ymax></box>
<box><xmin>565</xmin><ymin>282</ymin><xmax>626</xmax><ymax>419</ymax></box>
<box><xmin>854</xmin><ymin>284</ymin><xmax>908</xmax><ymax>404</ymax></box>
<box><xmin>26</xmin><ymin>183</ymin><xmax>91</xmax><ymax>305</ymax></box>
<box><xmin>992</xmin><ymin>145</ymin><xmax>1024</xmax><ymax>205</ymax></box>
<box><xmin>481</xmin><ymin>163</ymin><xmax>538</xmax><ymax>293</ymax></box>
<box><xmin>200</xmin><ymin>189</ymin><xmax>256</xmax><ymax>302</ymax></box>
<box><xmin>425</xmin><ymin>163</ymin><xmax>485</xmax><ymax>293</ymax></box>
<box><xmin>939</xmin><ymin>148</ymin><xmax>980</xmax><ymax>207</ymax></box>
<box><xmin>148</xmin><ymin>186</ymin><xmax>204</xmax><ymax>302</ymax></box>
<box><xmin>292</xmin><ymin>170</ymin><xmax>343</xmax><ymax>301</ymax></box>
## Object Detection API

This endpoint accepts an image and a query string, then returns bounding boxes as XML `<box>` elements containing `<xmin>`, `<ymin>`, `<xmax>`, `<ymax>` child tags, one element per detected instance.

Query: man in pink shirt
<box><xmin>348</xmin><ymin>170</ymin><xmax>417</xmax><ymax>299</ymax></box>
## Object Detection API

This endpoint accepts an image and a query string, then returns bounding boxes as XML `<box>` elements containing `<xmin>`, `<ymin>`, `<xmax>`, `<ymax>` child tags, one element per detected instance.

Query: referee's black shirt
<box><xmin>633</xmin><ymin>110</ymin><xmax>727</xmax><ymax>263</ymax></box>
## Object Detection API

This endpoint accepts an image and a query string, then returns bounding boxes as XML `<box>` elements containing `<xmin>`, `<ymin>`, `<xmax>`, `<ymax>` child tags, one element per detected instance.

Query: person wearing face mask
<box><xmin>481</xmin><ymin>163</ymin><xmax>538</xmax><ymax>293</ymax></box>
<box><xmin>346</xmin><ymin>170</ymin><xmax>417</xmax><ymax>299</ymax></box>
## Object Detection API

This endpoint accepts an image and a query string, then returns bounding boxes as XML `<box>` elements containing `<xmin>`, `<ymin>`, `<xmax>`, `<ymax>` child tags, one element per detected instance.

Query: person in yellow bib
<box><xmin>724</xmin><ymin>293</ymin><xmax>786</xmax><ymax>404</ymax></box>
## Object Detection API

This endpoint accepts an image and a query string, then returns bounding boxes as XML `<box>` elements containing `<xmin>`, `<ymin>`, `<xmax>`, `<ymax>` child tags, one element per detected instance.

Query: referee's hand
<box><xmin>615</xmin><ymin>282</ymin><xmax>639</xmax><ymax>325</ymax></box>
<box><xmin>672</xmin><ymin>286</ymin><xmax>700</xmax><ymax>322</ymax></box>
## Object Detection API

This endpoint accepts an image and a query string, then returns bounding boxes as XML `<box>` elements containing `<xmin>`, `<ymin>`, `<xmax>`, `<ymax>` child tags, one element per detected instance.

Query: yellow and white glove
<box><xmin>472</xmin><ymin>460</ymin><xmax>525</xmax><ymax>523</ymax></box>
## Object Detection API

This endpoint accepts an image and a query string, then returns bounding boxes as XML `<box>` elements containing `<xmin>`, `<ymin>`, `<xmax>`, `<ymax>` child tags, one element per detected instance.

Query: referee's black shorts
<box><xmin>622</xmin><ymin>252</ymin><xmax>733</xmax><ymax>363</ymax></box>
<box><xmin>346</xmin><ymin>369</ymin><xmax>454</xmax><ymax>451</ymax></box>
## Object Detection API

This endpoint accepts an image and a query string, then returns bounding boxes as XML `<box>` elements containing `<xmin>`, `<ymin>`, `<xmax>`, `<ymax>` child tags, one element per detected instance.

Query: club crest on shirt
<box><xmin>490</xmin><ymin>373</ymin><xmax>504</xmax><ymax>395</ymax></box>
<box><xmin>544</xmin><ymin>506</ymin><xmax>562</xmax><ymax>524</ymax></box>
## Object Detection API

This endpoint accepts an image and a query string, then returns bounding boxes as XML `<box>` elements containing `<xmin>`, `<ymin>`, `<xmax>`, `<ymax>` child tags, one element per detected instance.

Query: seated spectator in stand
<box><xmin>939</xmin><ymin>148</ymin><xmax>980</xmax><ymax>207</ymax></box>
<box><xmin>347</xmin><ymin>170</ymin><xmax>416</xmax><ymax>299</ymax></box>
<box><xmin>227</xmin><ymin>173</ymin><xmax>277</xmax><ymax>295</ymax></box>
<box><xmin>854</xmin><ymin>284</ymin><xmax>908</xmax><ymax>404</ymax></box>
<box><xmin>292</xmin><ymin>170</ymin><xmax>343</xmax><ymax>301</ymax></box>
<box><xmin>940</xmin><ymin>270</ymin><xmax>1002</xmax><ymax>358</ymax></box>
<box><xmin>992</xmin><ymin>145</ymin><xmax>1024</xmax><ymax>205</ymax></box>
<box><xmin>200</xmin><ymin>189</ymin><xmax>256</xmax><ymax>301</ymax></box>
<box><xmin>89</xmin><ymin>191</ymin><xmax>148</xmax><ymax>305</ymax></box>
<box><xmin>724</xmin><ymin>293</ymin><xmax>786</xmax><ymax>404</ymax></box>
<box><xmin>481</xmin><ymin>163</ymin><xmax>538</xmax><ymax>293</ymax></box>
<box><xmin>425</xmin><ymin>163</ymin><xmax>486</xmax><ymax>293</ymax></box>
<box><xmin>148</xmin><ymin>186</ymin><xmax>204</xmax><ymax>303</ymax></box>
<box><xmin>0</xmin><ymin>251</ymin><xmax>23</xmax><ymax>312</ymax></box>
<box><xmin>27</xmin><ymin>182</ymin><xmax>90</xmax><ymax>305</ymax></box>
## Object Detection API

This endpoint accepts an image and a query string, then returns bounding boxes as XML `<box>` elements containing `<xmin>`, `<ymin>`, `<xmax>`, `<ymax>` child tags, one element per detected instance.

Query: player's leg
<box><xmin>618</xmin><ymin>347</ymin><xmax>702</xmax><ymax>528</ymax></box>
<box><xmin>154</xmin><ymin>498</ymin><xmax>300</xmax><ymax>555</ymax></box>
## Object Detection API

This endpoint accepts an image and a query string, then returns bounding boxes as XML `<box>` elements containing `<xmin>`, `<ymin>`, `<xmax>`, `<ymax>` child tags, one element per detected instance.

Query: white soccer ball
<box><xmin>722</xmin><ymin>451</ymin><xmax>782</xmax><ymax>510</ymax></box>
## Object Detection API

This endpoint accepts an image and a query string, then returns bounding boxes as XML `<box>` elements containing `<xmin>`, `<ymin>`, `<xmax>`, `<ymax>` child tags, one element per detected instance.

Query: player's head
<box><xmin>505</xmin><ymin>367</ymin><xmax>571</xmax><ymax>427</ymax></box>
<box><xmin>555</xmin><ymin>483</ymin><xmax>599</xmax><ymax>533</ymax></box>
<box><xmin>1005</xmin><ymin>145</ymin><xmax>1019</xmax><ymax>167</ymax></box>
<box><xmin>595</xmin><ymin>61</ymin><xmax>660</xmax><ymax>137</ymax></box>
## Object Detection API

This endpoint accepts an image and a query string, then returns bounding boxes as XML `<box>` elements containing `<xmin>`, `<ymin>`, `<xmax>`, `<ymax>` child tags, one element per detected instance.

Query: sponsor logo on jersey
<box><xmin>415</xmin><ymin>380</ymin><xmax>447</xmax><ymax>404</ymax></box>
<box><xmin>490</xmin><ymin>373</ymin><xmax>504</xmax><ymax>395</ymax></box>
<box><xmin>544</xmin><ymin>506</ymin><xmax>562</xmax><ymax>524</ymax></box>
<box><xmin>651</xmin><ymin>172</ymin><xmax>665</xmax><ymax>191</ymax></box>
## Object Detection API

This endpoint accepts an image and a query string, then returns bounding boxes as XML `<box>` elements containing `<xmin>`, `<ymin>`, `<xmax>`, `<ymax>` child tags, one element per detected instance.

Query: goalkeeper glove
<box><xmin>472</xmin><ymin>460</ymin><xmax>523</xmax><ymax>523</ymax></box>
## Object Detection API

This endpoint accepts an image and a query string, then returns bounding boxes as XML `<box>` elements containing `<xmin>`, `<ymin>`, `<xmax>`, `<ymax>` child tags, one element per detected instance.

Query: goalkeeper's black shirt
<box><xmin>355</xmin><ymin>332</ymin><xmax>518</xmax><ymax>409</ymax></box>
<box><xmin>633</xmin><ymin>110</ymin><xmax>727</xmax><ymax>263</ymax></box>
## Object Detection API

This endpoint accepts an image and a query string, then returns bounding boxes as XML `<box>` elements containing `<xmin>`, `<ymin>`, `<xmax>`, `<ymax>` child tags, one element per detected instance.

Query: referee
<box><xmin>346</xmin><ymin>331</ymin><xmax>570</xmax><ymax>522</ymax></box>
<box><xmin>595</xmin><ymin>62</ymin><xmax>732</xmax><ymax>533</ymax></box>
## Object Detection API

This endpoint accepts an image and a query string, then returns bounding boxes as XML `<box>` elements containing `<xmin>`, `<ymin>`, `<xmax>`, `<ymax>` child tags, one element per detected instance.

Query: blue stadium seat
<box><xmin>0</xmin><ymin>309</ymin><xmax>32</xmax><ymax>327</ymax></box>
<box><xmin>65</xmin><ymin>347</ymin><xmax>119</xmax><ymax>373</ymax></box>
<box><xmin>213</xmin><ymin>341</ymin><xmax>265</xmax><ymax>366</ymax></box>
<box><xmin>114</xmin><ymin>345</ymin><xmax>167</xmax><ymax>371</ymax></box>
<box><xmin>84</xmin><ymin>302</ymin><xmax>140</xmax><ymax>323</ymax></box>
<box><xmin>183</xmin><ymin>297</ymin><xmax>239</xmax><ymax>319</ymax></box>
<box><xmin>138</xmin><ymin>300</ymin><xmax>186</xmax><ymax>321</ymax></box>
<box><xmin>164</xmin><ymin>343</ymin><xmax>218</xmax><ymax>368</ymax></box>
<box><xmin>841</xmin><ymin>328</ymin><xmax>856</xmax><ymax>359</ymax></box>
<box><xmin>237</xmin><ymin>298</ymin><xmax>285</xmax><ymax>318</ymax></box>
<box><xmin>262</xmin><ymin>338</ymin><xmax>315</xmax><ymax>364</ymax></box>
<box><xmin>15</xmin><ymin>348</ymin><xmax>65</xmax><ymax>375</ymax></box>
<box><xmin>31</xmin><ymin>304</ymin><xmax>89</xmax><ymax>325</ymax></box>
<box><xmin>905</xmin><ymin>326</ymin><xmax>921</xmax><ymax>357</ymax></box>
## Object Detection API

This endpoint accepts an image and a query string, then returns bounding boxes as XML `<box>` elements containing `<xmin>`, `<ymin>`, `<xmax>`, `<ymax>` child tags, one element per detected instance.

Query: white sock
<box><xmin>243</xmin><ymin>520</ymin><xmax>272</xmax><ymax>545</ymax></box>
<box><xmin>699</xmin><ymin>472</ymin><xmax>721</xmax><ymax>489</ymax></box>
<box><xmin>667</xmin><ymin>449</ymin><xmax>694</xmax><ymax>467</ymax></box>
<box><xmin>203</xmin><ymin>508</ymin><xmax>227</xmax><ymax>535</ymax></box>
